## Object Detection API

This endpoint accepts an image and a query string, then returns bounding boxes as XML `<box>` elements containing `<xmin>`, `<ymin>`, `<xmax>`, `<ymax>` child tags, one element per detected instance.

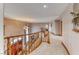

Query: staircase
<box><xmin>30</xmin><ymin>37</ymin><xmax>68</xmax><ymax>55</ymax></box>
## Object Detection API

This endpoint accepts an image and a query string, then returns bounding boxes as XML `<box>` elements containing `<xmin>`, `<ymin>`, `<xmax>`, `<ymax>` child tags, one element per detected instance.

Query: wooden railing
<box><xmin>4</xmin><ymin>30</ymin><xmax>49</xmax><ymax>55</ymax></box>
<box><xmin>42</xmin><ymin>31</ymin><xmax>50</xmax><ymax>43</ymax></box>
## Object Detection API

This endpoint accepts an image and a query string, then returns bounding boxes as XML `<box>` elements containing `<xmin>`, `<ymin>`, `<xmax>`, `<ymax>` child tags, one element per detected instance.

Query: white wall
<box><xmin>62</xmin><ymin>4</ymin><xmax>79</xmax><ymax>54</ymax></box>
<box><xmin>49</xmin><ymin>22</ymin><xmax>56</xmax><ymax>33</ymax></box>
<box><xmin>31</xmin><ymin>24</ymin><xmax>41</xmax><ymax>33</ymax></box>
<box><xmin>49</xmin><ymin>4</ymin><xmax>79</xmax><ymax>55</ymax></box>
<box><xmin>31</xmin><ymin>24</ymin><xmax>46</xmax><ymax>33</ymax></box>
<box><xmin>62</xmin><ymin>4</ymin><xmax>73</xmax><ymax>54</ymax></box>
<box><xmin>0</xmin><ymin>3</ymin><xmax>4</xmax><ymax>55</ymax></box>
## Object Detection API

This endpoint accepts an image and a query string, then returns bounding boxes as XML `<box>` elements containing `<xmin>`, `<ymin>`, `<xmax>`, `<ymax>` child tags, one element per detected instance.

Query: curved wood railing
<box><xmin>42</xmin><ymin>31</ymin><xmax>50</xmax><ymax>43</ymax></box>
<box><xmin>4</xmin><ymin>30</ymin><xmax>49</xmax><ymax>55</ymax></box>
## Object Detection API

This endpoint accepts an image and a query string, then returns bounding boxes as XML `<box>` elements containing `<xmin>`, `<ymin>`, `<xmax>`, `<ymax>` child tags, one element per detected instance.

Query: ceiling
<box><xmin>4</xmin><ymin>3</ymin><xmax>69</xmax><ymax>23</ymax></box>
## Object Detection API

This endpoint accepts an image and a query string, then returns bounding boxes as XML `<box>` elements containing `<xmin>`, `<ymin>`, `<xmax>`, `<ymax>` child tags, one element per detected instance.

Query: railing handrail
<box><xmin>4</xmin><ymin>30</ymin><xmax>49</xmax><ymax>55</ymax></box>
<box><xmin>4</xmin><ymin>31</ymin><xmax>41</xmax><ymax>39</ymax></box>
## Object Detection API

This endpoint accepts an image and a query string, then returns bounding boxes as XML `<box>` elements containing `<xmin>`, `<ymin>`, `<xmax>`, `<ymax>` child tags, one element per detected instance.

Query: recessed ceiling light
<box><xmin>43</xmin><ymin>5</ymin><xmax>47</xmax><ymax>8</ymax></box>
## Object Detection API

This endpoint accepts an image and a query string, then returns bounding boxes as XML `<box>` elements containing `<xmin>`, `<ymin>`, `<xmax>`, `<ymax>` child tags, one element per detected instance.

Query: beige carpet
<box><xmin>30</xmin><ymin>39</ymin><xmax>68</xmax><ymax>55</ymax></box>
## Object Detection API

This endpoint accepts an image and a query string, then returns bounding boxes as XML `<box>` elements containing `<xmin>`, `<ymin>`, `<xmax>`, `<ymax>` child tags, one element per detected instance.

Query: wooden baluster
<box><xmin>24</xmin><ymin>35</ymin><xmax>27</xmax><ymax>54</ymax></box>
<box><xmin>33</xmin><ymin>34</ymin><xmax>35</xmax><ymax>51</ymax></box>
<box><xmin>29</xmin><ymin>35</ymin><xmax>31</xmax><ymax>53</ymax></box>
<box><xmin>47</xmin><ymin>27</ymin><xmax>50</xmax><ymax>44</ymax></box>
<box><xmin>37</xmin><ymin>33</ymin><xmax>39</xmax><ymax>39</ymax></box>
<box><xmin>22</xmin><ymin>36</ymin><xmax>25</xmax><ymax>54</ymax></box>
<box><xmin>7</xmin><ymin>38</ymin><xmax>11</xmax><ymax>55</ymax></box>
<box><xmin>17</xmin><ymin>39</ymin><xmax>19</xmax><ymax>55</ymax></box>
<box><xmin>17</xmin><ymin>37</ymin><xmax>23</xmax><ymax>55</ymax></box>
<box><xmin>41</xmin><ymin>31</ymin><xmax>42</xmax><ymax>42</ymax></box>
<box><xmin>21</xmin><ymin>36</ymin><xmax>24</xmax><ymax>54</ymax></box>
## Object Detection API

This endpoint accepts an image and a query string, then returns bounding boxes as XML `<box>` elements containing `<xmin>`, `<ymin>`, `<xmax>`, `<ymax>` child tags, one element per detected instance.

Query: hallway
<box><xmin>30</xmin><ymin>39</ymin><xmax>68</xmax><ymax>55</ymax></box>
<box><xmin>3</xmin><ymin>3</ymin><xmax>79</xmax><ymax>55</ymax></box>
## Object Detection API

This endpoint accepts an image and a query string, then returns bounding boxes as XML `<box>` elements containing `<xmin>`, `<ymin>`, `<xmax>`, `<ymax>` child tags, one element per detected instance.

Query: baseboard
<box><xmin>61</xmin><ymin>42</ymin><xmax>70</xmax><ymax>55</ymax></box>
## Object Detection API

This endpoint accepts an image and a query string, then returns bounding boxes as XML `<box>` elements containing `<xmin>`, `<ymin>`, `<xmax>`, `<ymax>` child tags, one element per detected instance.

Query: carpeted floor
<box><xmin>30</xmin><ymin>39</ymin><xmax>68</xmax><ymax>55</ymax></box>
